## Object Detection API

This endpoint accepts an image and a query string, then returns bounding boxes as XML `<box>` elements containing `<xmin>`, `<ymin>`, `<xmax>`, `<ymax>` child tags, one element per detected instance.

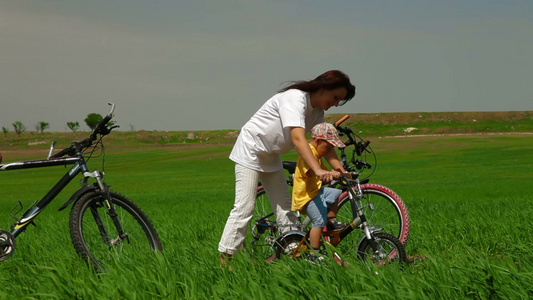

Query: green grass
<box><xmin>1</xmin><ymin>135</ymin><xmax>533</xmax><ymax>299</ymax></box>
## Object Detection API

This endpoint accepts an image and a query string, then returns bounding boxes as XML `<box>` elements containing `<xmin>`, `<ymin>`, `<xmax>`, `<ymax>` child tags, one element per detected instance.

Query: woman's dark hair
<box><xmin>279</xmin><ymin>70</ymin><xmax>356</xmax><ymax>103</ymax></box>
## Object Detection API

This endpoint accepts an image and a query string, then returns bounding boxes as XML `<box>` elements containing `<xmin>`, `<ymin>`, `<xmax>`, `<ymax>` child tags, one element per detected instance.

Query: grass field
<box><xmin>1</xmin><ymin>133</ymin><xmax>532</xmax><ymax>299</ymax></box>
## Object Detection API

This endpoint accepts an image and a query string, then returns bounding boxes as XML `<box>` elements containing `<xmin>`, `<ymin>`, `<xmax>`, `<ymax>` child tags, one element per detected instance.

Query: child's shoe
<box><xmin>306</xmin><ymin>252</ymin><xmax>326</xmax><ymax>264</ymax></box>
<box><xmin>326</xmin><ymin>220</ymin><xmax>346</xmax><ymax>231</ymax></box>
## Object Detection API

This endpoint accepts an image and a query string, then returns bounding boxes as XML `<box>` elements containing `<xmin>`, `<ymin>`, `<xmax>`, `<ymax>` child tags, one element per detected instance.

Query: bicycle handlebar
<box><xmin>334</xmin><ymin>114</ymin><xmax>350</xmax><ymax>127</ymax></box>
<box><xmin>334</xmin><ymin>115</ymin><xmax>355</xmax><ymax>139</ymax></box>
<box><xmin>334</xmin><ymin>171</ymin><xmax>360</xmax><ymax>187</ymax></box>
<box><xmin>51</xmin><ymin>103</ymin><xmax>117</xmax><ymax>158</ymax></box>
<box><xmin>332</xmin><ymin>114</ymin><xmax>374</xmax><ymax>173</ymax></box>
<box><xmin>90</xmin><ymin>102</ymin><xmax>116</xmax><ymax>140</ymax></box>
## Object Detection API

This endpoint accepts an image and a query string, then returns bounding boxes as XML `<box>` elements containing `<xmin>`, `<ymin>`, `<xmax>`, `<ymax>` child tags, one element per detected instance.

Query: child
<box><xmin>292</xmin><ymin>122</ymin><xmax>347</xmax><ymax>262</ymax></box>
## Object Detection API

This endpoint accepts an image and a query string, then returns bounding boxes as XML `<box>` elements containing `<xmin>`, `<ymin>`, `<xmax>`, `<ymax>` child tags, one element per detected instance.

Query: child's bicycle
<box><xmin>0</xmin><ymin>103</ymin><xmax>162</xmax><ymax>270</ymax></box>
<box><xmin>272</xmin><ymin>171</ymin><xmax>407</xmax><ymax>267</ymax></box>
<box><xmin>248</xmin><ymin>115</ymin><xmax>410</xmax><ymax>261</ymax></box>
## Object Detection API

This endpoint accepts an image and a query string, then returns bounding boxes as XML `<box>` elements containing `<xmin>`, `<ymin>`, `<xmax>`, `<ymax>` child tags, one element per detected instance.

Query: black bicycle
<box><xmin>0</xmin><ymin>103</ymin><xmax>162</xmax><ymax>270</ymax></box>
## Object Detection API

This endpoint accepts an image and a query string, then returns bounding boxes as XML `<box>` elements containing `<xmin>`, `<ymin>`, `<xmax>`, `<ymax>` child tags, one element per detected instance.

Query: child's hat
<box><xmin>311</xmin><ymin>122</ymin><xmax>346</xmax><ymax>148</ymax></box>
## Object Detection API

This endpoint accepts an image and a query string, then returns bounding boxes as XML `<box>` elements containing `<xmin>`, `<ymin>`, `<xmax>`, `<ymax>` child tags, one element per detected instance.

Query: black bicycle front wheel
<box><xmin>69</xmin><ymin>190</ymin><xmax>162</xmax><ymax>270</ymax></box>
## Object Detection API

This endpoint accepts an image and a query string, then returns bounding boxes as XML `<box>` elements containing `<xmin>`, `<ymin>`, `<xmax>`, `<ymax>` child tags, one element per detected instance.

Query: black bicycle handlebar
<box><xmin>51</xmin><ymin>103</ymin><xmax>117</xmax><ymax>159</ymax></box>
<box><xmin>90</xmin><ymin>102</ymin><xmax>116</xmax><ymax>140</ymax></box>
<box><xmin>333</xmin><ymin>114</ymin><xmax>375</xmax><ymax>174</ymax></box>
<box><xmin>336</xmin><ymin>171</ymin><xmax>360</xmax><ymax>186</ymax></box>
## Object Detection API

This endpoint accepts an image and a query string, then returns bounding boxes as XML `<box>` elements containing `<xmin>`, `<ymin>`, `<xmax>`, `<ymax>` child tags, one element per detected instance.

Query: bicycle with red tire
<box><xmin>247</xmin><ymin>115</ymin><xmax>410</xmax><ymax>262</ymax></box>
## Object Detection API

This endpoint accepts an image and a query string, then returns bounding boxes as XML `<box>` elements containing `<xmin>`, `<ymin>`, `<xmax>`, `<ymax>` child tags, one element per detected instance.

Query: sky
<box><xmin>1</xmin><ymin>0</ymin><xmax>532</xmax><ymax>132</ymax></box>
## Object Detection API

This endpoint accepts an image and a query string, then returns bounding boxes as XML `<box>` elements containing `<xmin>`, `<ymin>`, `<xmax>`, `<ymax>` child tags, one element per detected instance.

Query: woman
<box><xmin>219</xmin><ymin>70</ymin><xmax>356</xmax><ymax>265</ymax></box>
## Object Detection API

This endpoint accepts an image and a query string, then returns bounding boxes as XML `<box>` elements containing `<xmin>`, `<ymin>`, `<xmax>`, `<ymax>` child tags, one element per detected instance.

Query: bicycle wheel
<box><xmin>273</xmin><ymin>231</ymin><xmax>307</xmax><ymax>259</ymax></box>
<box><xmin>69</xmin><ymin>190</ymin><xmax>162</xmax><ymax>270</ymax></box>
<box><xmin>245</xmin><ymin>186</ymin><xmax>278</xmax><ymax>259</ymax></box>
<box><xmin>254</xmin><ymin>187</ymin><xmax>275</xmax><ymax>219</ymax></box>
<box><xmin>357</xmin><ymin>232</ymin><xmax>407</xmax><ymax>268</ymax></box>
<box><xmin>335</xmin><ymin>184</ymin><xmax>410</xmax><ymax>257</ymax></box>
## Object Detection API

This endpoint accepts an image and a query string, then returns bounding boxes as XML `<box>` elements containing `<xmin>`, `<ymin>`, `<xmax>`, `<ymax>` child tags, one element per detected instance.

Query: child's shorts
<box><xmin>306</xmin><ymin>187</ymin><xmax>342</xmax><ymax>228</ymax></box>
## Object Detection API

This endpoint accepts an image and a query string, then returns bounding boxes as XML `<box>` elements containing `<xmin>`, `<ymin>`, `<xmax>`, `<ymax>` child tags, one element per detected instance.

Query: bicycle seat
<box><xmin>282</xmin><ymin>161</ymin><xmax>296</xmax><ymax>174</ymax></box>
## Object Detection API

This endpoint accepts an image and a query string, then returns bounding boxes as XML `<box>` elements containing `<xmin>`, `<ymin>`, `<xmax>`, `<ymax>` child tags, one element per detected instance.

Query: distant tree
<box><xmin>84</xmin><ymin>113</ymin><xmax>102</xmax><ymax>130</ymax></box>
<box><xmin>2</xmin><ymin>127</ymin><xmax>8</xmax><ymax>136</ymax></box>
<box><xmin>12</xmin><ymin>121</ymin><xmax>26</xmax><ymax>136</ymax></box>
<box><xmin>129</xmin><ymin>124</ymin><xmax>135</xmax><ymax>131</ymax></box>
<box><xmin>67</xmin><ymin>121</ymin><xmax>80</xmax><ymax>132</ymax></box>
<box><xmin>36</xmin><ymin>121</ymin><xmax>49</xmax><ymax>134</ymax></box>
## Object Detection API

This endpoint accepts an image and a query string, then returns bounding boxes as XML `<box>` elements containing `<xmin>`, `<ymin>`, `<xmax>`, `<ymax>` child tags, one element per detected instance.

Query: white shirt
<box><xmin>230</xmin><ymin>89</ymin><xmax>325</xmax><ymax>172</ymax></box>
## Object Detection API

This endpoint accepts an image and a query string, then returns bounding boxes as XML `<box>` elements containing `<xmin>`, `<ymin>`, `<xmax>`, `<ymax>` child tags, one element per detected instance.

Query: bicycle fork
<box><xmin>348</xmin><ymin>182</ymin><xmax>388</xmax><ymax>260</ymax></box>
<box><xmin>84</xmin><ymin>170</ymin><xmax>129</xmax><ymax>246</ymax></box>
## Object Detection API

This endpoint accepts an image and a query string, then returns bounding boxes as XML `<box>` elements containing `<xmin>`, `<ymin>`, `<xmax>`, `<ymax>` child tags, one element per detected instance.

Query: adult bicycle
<box><xmin>0</xmin><ymin>103</ymin><xmax>162</xmax><ymax>271</ymax></box>
<box><xmin>248</xmin><ymin>115</ymin><xmax>410</xmax><ymax>260</ymax></box>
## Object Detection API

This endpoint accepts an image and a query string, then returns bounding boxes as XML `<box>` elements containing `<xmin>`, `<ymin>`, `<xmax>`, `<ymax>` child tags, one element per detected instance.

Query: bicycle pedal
<box><xmin>9</xmin><ymin>201</ymin><xmax>23</xmax><ymax>222</ymax></box>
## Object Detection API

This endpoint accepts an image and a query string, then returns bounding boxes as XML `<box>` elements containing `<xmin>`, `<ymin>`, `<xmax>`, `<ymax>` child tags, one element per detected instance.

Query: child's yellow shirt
<box><xmin>291</xmin><ymin>143</ymin><xmax>327</xmax><ymax>211</ymax></box>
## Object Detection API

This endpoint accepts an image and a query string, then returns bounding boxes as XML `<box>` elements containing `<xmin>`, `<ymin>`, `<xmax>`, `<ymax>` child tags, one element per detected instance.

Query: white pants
<box><xmin>218</xmin><ymin>163</ymin><xmax>298</xmax><ymax>255</ymax></box>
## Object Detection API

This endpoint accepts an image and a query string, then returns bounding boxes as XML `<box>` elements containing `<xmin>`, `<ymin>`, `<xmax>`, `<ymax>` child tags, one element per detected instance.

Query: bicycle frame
<box><xmin>322</xmin><ymin>178</ymin><xmax>374</xmax><ymax>247</ymax></box>
<box><xmin>1</xmin><ymin>154</ymin><xmax>97</xmax><ymax>237</ymax></box>
<box><xmin>1</xmin><ymin>103</ymin><xmax>118</xmax><ymax>239</ymax></box>
<box><xmin>288</xmin><ymin>179</ymin><xmax>372</xmax><ymax>246</ymax></box>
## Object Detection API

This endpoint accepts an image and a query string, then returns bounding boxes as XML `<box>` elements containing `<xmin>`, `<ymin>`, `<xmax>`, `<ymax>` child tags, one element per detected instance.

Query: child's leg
<box><xmin>305</xmin><ymin>195</ymin><xmax>328</xmax><ymax>250</ymax></box>
<box><xmin>309</xmin><ymin>228</ymin><xmax>322</xmax><ymax>249</ymax></box>
<box><xmin>327</xmin><ymin>201</ymin><xmax>339</xmax><ymax>219</ymax></box>
<box><xmin>322</xmin><ymin>187</ymin><xmax>343</xmax><ymax>220</ymax></box>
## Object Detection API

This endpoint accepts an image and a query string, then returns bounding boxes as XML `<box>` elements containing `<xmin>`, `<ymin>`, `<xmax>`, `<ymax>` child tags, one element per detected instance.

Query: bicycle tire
<box><xmin>335</xmin><ymin>184</ymin><xmax>410</xmax><ymax>256</ymax></box>
<box><xmin>244</xmin><ymin>187</ymin><xmax>279</xmax><ymax>259</ymax></box>
<box><xmin>357</xmin><ymin>232</ymin><xmax>407</xmax><ymax>268</ymax></box>
<box><xmin>69</xmin><ymin>190</ymin><xmax>162</xmax><ymax>270</ymax></box>
<box><xmin>254</xmin><ymin>187</ymin><xmax>275</xmax><ymax>220</ymax></box>
<box><xmin>273</xmin><ymin>231</ymin><xmax>307</xmax><ymax>259</ymax></box>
